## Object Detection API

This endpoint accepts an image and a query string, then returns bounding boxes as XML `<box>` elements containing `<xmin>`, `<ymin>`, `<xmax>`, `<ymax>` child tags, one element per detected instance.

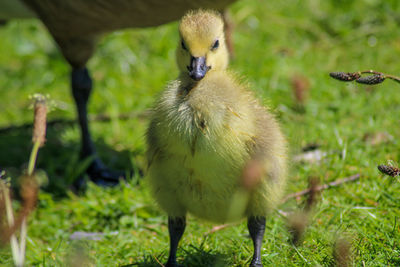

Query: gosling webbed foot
<box><xmin>248</xmin><ymin>216</ymin><xmax>266</xmax><ymax>267</ymax></box>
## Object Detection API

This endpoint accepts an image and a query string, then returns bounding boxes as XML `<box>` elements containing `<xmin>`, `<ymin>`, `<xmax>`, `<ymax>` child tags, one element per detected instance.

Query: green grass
<box><xmin>1</xmin><ymin>0</ymin><xmax>400</xmax><ymax>265</ymax></box>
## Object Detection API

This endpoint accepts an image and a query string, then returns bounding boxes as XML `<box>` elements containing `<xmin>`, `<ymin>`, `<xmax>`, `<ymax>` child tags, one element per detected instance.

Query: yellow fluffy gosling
<box><xmin>146</xmin><ymin>10</ymin><xmax>287</xmax><ymax>267</ymax></box>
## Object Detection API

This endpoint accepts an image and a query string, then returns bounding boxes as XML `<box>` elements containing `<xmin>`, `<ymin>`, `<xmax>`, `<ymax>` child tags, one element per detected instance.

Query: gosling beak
<box><xmin>188</xmin><ymin>56</ymin><xmax>210</xmax><ymax>81</ymax></box>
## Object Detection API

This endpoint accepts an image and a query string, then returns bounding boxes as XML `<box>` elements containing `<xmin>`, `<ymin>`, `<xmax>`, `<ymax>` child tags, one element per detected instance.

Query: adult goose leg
<box><xmin>55</xmin><ymin>35</ymin><xmax>125</xmax><ymax>187</ymax></box>
<box><xmin>71</xmin><ymin>67</ymin><xmax>124</xmax><ymax>186</ymax></box>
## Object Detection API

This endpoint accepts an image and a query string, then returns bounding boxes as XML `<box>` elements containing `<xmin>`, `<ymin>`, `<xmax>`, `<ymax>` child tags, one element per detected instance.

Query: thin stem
<box><xmin>27</xmin><ymin>141</ymin><xmax>40</xmax><ymax>176</ymax></box>
<box><xmin>18</xmin><ymin>219</ymin><xmax>27</xmax><ymax>267</ymax></box>
<box><xmin>359</xmin><ymin>70</ymin><xmax>383</xmax><ymax>75</ymax></box>
<box><xmin>385</xmin><ymin>75</ymin><xmax>400</xmax><ymax>84</ymax></box>
<box><xmin>1</xmin><ymin>184</ymin><xmax>20</xmax><ymax>265</ymax></box>
<box><xmin>15</xmin><ymin>140</ymin><xmax>41</xmax><ymax>267</ymax></box>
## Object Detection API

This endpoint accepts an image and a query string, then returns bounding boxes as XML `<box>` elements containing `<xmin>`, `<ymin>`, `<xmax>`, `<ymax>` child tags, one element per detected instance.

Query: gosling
<box><xmin>146</xmin><ymin>10</ymin><xmax>287</xmax><ymax>267</ymax></box>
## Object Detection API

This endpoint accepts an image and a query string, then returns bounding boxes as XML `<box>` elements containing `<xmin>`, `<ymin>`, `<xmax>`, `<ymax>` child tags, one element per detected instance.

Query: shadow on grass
<box><xmin>129</xmin><ymin>247</ymin><xmax>231</xmax><ymax>267</ymax></box>
<box><xmin>0</xmin><ymin>119</ymin><xmax>135</xmax><ymax>197</ymax></box>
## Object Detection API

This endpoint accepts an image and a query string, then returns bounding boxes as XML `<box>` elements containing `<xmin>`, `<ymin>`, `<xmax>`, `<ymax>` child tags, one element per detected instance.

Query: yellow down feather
<box><xmin>146</xmin><ymin>9</ymin><xmax>287</xmax><ymax>223</ymax></box>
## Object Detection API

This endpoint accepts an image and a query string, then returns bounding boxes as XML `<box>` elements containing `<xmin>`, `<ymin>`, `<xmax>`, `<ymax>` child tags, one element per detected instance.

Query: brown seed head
<box><xmin>377</xmin><ymin>164</ymin><xmax>400</xmax><ymax>177</ymax></box>
<box><xmin>356</xmin><ymin>74</ymin><xmax>385</xmax><ymax>85</ymax></box>
<box><xmin>241</xmin><ymin>158</ymin><xmax>265</xmax><ymax>190</ymax></box>
<box><xmin>334</xmin><ymin>237</ymin><xmax>351</xmax><ymax>267</ymax></box>
<box><xmin>329</xmin><ymin>72</ymin><xmax>360</xmax><ymax>82</ymax></box>
<box><xmin>20</xmin><ymin>175</ymin><xmax>39</xmax><ymax>213</ymax></box>
<box><xmin>287</xmin><ymin>211</ymin><xmax>308</xmax><ymax>245</ymax></box>
<box><xmin>32</xmin><ymin>97</ymin><xmax>47</xmax><ymax>147</ymax></box>
<box><xmin>291</xmin><ymin>74</ymin><xmax>310</xmax><ymax>105</ymax></box>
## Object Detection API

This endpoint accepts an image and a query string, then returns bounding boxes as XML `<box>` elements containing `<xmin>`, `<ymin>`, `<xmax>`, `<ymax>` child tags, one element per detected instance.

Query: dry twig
<box><xmin>282</xmin><ymin>174</ymin><xmax>360</xmax><ymax>203</ymax></box>
<box><xmin>204</xmin><ymin>224</ymin><xmax>234</xmax><ymax>235</ymax></box>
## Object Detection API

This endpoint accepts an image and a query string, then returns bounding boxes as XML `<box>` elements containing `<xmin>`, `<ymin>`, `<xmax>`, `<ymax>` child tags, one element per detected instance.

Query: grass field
<box><xmin>1</xmin><ymin>0</ymin><xmax>400</xmax><ymax>266</ymax></box>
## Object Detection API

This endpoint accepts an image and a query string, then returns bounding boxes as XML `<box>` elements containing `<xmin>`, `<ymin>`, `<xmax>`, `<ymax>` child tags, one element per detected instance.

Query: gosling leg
<box><xmin>71</xmin><ymin>67</ymin><xmax>123</xmax><ymax>187</ymax></box>
<box><xmin>166</xmin><ymin>216</ymin><xmax>186</xmax><ymax>267</ymax></box>
<box><xmin>248</xmin><ymin>216</ymin><xmax>266</xmax><ymax>267</ymax></box>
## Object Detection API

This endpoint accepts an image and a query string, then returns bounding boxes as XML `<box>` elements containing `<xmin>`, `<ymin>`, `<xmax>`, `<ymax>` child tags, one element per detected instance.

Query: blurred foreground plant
<box><xmin>0</xmin><ymin>94</ymin><xmax>48</xmax><ymax>267</ymax></box>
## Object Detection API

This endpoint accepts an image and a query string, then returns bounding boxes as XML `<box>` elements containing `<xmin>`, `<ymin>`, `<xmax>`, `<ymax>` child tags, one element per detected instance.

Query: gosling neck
<box><xmin>178</xmin><ymin>72</ymin><xmax>201</xmax><ymax>95</ymax></box>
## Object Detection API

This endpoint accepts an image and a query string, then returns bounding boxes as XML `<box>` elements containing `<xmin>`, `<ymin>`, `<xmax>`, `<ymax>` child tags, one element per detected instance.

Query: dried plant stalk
<box><xmin>304</xmin><ymin>177</ymin><xmax>319</xmax><ymax>211</ymax></box>
<box><xmin>287</xmin><ymin>177</ymin><xmax>320</xmax><ymax>245</ymax></box>
<box><xmin>0</xmin><ymin>94</ymin><xmax>47</xmax><ymax>267</ymax></box>
<box><xmin>330</xmin><ymin>70</ymin><xmax>400</xmax><ymax>85</ymax></box>
<box><xmin>1</xmin><ymin>184</ymin><xmax>20</xmax><ymax>263</ymax></box>
<box><xmin>291</xmin><ymin>74</ymin><xmax>310</xmax><ymax>105</ymax></box>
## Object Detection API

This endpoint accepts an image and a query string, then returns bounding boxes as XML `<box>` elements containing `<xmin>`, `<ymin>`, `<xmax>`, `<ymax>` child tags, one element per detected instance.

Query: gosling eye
<box><xmin>211</xmin><ymin>40</ymin><xmax>219</xmax><ymax>51</ymax></box>
<box><xmin>181</xmin><ymin>40</ymin><xmax>188</xmax><ymax>51</ymax></box>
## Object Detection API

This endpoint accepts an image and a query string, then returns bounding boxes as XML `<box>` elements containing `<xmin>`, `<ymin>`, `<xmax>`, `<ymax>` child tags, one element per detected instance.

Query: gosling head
<box><xmin>177</xmin><ymin>10</ymin><xmax>229</xmax><ymax>82</ymax></box>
